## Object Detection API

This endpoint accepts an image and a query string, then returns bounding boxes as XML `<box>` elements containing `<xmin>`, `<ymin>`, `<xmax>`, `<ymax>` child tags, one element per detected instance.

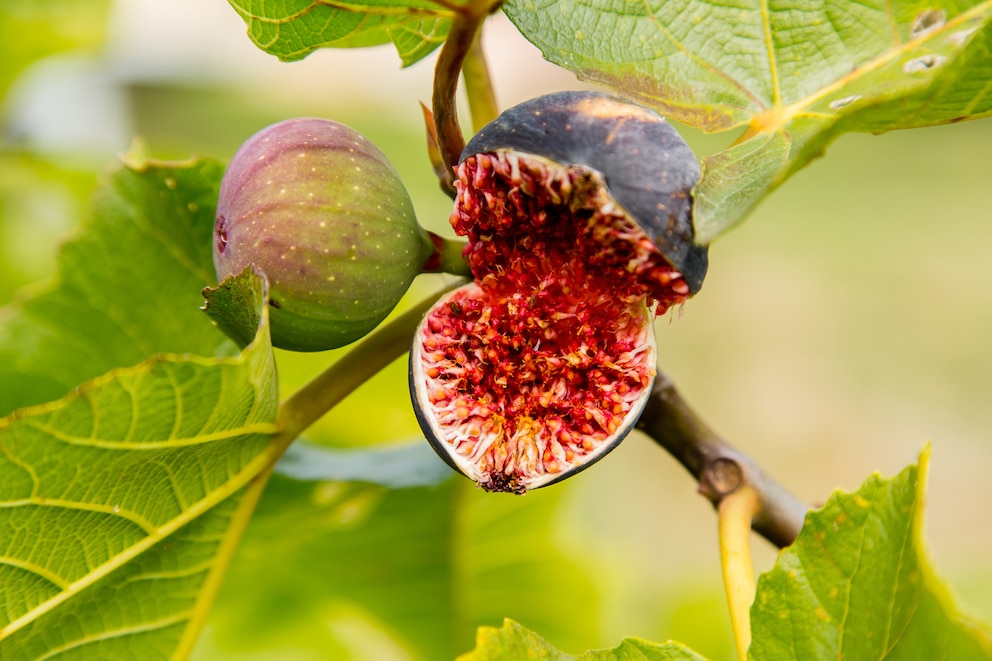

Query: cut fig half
<box><xmin>411</xmin><ymin>281</ymin><xmax>658</xmax><ymax>494</ymax></box>
<box><xmin>410</xmin><ymin>91</ymin><xmax>707</xmax><ymax>494</ymax></box>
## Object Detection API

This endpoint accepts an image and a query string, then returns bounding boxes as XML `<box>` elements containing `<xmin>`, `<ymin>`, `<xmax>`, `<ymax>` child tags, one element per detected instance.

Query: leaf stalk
<box><xmin>718</xmin><ymin>484</ymin><xmax>760</xmax><ymax>661</ymax></box>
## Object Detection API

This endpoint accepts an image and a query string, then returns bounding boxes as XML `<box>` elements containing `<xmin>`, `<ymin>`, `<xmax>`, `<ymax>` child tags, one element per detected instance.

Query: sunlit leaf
<box><xmin>0</xmin><ymin>158</ymin><xmax>284</xmax><ymax>659</ymax></box>
<box><xmin>750</xmin><ymin>448</ymin><xmax>992</xmax><ymax>660</ymax></box>
<box><xmin>0</xmin><ymin>321</ymin><xmax>279</xmax><ymax>658</ymax></box>
<box><xmin>227</xmin><ymin>0</ymin><xmax>458</xmax><ymax>66</ymax></box>
<box><xmin>503</xmin><ymin>0</ymin><xmax>992</xmax><ymax>241</ymax></box>
<box><xmin>0</xmin><ymin>155</ymin><xmax>228</xmax><ymax>417</ymax></box>
<box><xmin>460</xmin><ymin>619</ymin><xmax>710</xmax><ymax>660</ymax></box>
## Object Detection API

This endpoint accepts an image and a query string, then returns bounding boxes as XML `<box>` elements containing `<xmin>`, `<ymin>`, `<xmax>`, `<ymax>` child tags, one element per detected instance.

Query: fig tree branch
<box><xmin>636</xmin><ymin>373</ymin><xmax>809</xmax><ymax>549</ymax></box>
<box><xmin>432</xmin><ymin>0</ymin><xmax>502</xmax><ymax>178</ymax></box>
<box><xmin>277</xmin><ymin>284</ymin><xmax>461</xmax><ymax>440</ymax></box>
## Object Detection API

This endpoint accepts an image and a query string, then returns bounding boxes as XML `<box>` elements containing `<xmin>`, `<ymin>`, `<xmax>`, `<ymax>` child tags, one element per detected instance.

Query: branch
<box><xmin>431</xmin><ymin>0</ymin><xmax>502</xmax><ymax>179</ymax></box>
<box><xmin>636</xmin><ymin>372</ymin><xmax>809</xmax><ymax>548</ymax></box>
<box><xmin>277</xmin><ymin>285</ymin><xmax>460</xmax><ymax>440</ymax></box>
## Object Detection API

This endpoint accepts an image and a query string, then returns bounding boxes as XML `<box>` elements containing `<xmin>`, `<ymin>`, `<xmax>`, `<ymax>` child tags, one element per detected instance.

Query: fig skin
<box><xmin>461</xmin><ymin>90</ymin><xmax>708</xmax><ymax>293</ymax></box>
<box><xmin>214</xmin><ymin>117</ymin><xmax>432</xmax><ymax>351</ymax></box>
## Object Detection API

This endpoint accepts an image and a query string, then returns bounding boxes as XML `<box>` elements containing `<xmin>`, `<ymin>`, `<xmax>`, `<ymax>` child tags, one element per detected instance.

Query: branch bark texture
<box><xmin>636</xmin><ymin>373</ymin><xmax>809</xmax><ymax>548</ymax></box>
<box><xmin>432</xmin><ymin>0</ymin><xmax>502</xmax><ymax>182</ymax></box>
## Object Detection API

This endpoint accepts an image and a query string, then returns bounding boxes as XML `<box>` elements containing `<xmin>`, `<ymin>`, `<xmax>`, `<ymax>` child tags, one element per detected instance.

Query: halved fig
<box><xmin>411</xmin><ymin>91</ymin><xmax>707</xmax><ymax>493</ymax></box>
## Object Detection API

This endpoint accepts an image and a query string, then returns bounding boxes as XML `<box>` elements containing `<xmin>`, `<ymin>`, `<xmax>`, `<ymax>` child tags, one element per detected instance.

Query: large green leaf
<box><xmin>503</xmin><ymin>0</ymin><xmax>992</xmax><ymax>241</ymax></box>
<box><xmin>460</xmin><ymin>619</ymin><xmax>709</xmax><ymax>660</ymax></box>
<box><xmin>0</xmin><ymin>157</ymin><xmax>285</xmax><ymax>658</ymax></box>
<box><xmin>227</xmin><ymin>0</ymin><xmax>457</xmax><ymax>66</ymax></box>
<box><xmin>750</xmin><ymin>449</ymin><xmax>992</xmax><ymax>660</ymax></box>
<box><xmin>0</xmin><ymin>316</ymin><xmax>279</xmax><ymax>658</ymax></box>
<box><xmin>0</xmin><ymin>153</ymin><xmax>228</xmax><ymax>417</ymax></box>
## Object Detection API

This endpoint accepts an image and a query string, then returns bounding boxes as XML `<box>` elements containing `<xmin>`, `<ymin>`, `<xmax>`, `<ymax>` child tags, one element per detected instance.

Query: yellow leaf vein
<box><xmin>0</xmin><ymin>498</ymin><xmax>157</xmax><ymax>534</ymax></box>
<box><xmin>20</xmin><ymin>419</ymin><xmax>278</xmax><ymax>450</ymax></box>
<box><xmin>33</xmin><ymin>611</ymin><xmax>194</xmax><ymax>661</ymax></box>
<box><xmin>0</xmin><ymin>556</ymin><xmax>70</xmax><ymax>591</ymax></box>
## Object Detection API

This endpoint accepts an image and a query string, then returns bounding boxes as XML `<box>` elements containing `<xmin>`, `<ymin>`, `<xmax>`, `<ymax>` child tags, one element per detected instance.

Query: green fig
<box><xmin>214</xmin><ymin>117</ymin><xmax>432</xmax><ymax>351</ymax></box>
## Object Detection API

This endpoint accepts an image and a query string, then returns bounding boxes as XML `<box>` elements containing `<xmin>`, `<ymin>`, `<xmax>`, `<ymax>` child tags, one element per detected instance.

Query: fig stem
<box><xmin>718</xmin><ymin>484</ymin><xmax>760</xmax><ymax>661</ymax></box>
<box><xmin>635</xmin><ymin>372</ymin><xmax>809</xmax><ymax>549</ymax></box>
<box><xmin>423</xmin><ymin>231</ymin><xmax>472</xmax><ymax>277</ymax></box>
<box><xmin>432</xmin><ymin>0</ymin><xmax>501</xmax><ymax>173</ymax></box>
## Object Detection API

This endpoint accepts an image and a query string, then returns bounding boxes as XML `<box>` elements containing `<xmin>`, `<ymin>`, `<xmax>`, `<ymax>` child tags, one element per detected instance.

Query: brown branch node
<box><xmin>702</xmin><ymin>457</ymin><xmax>743</xmax><ymax>498</ymax></box>
<box><xmin>636</xmin><ymin>373</ymin><xmax>809</xmax><ymax>549</ymax></box>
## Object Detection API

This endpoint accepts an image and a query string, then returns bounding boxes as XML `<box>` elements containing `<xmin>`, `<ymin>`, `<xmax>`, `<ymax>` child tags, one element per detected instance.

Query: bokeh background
<box><xmin>2</xmin><ymin>1</ymin><xmax>990</xmax><ymax>659</ymax></box>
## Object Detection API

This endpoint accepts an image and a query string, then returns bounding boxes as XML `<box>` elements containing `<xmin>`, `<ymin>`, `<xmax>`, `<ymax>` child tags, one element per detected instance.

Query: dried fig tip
<box><xmin>411</xmin><ymin>283</ymin><xmax>658</xmax><ymax>494</ymax></box>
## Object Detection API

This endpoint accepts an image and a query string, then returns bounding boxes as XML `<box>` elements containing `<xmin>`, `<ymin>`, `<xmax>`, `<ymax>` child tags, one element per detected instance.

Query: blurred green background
<box><xmin>2</xmin><ymin>1</ymin><xmax>990</xmax><ymax>659</ymax></box>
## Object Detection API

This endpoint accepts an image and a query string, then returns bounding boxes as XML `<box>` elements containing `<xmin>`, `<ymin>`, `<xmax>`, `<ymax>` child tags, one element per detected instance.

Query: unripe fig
<box><xmin>214</xmin><ymin>117</ymin><xmax>432</xmax><ymax>351</ymax></box>
<box><xmin>410</xmin><ymin>91</ymin><xmax>708</xmax><ymax>493</ymax></box>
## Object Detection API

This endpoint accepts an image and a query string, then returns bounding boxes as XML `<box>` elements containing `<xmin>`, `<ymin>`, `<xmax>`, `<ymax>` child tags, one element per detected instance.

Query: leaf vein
<box><xmin>122</xmin><ymin>560</ymin><xmax>213</xmax><ymax>584</ymax></box>
<box><xmin>33</xmin><ymin>611</ymin><xmax>193</xmax><ymax>661</ymax></box>
<box><xmin>0</xmin><ymin>556</ymin><xmax>70</xmax><ymax>591</ymax></box>
<box><xmin>877</xmin><ymin>491</ymin><xmax>919</xmax><ymax>658</ymax></box>
<box><xmin>759</xmin><ymin>0</ymin><xmax>780</xmax><ymax>105</ymax></box>
<box><xmin>0</xmin><ymin>498</ymin><xmax>157</xmax><ymax>534</ymax></box>
<box><xmin>836</xmin><ymin>492</ymin><xmax>874</xmax><ymax>656</ymax></box>
<box><xmin>20</xmin><ymin>418</ymin><xmax>278</xmax><ymax>450</ymax></box>
<box><xmin>0</xmin><ymin>425</ymin><xmax>41</xmax><ymax>496</ymax></box>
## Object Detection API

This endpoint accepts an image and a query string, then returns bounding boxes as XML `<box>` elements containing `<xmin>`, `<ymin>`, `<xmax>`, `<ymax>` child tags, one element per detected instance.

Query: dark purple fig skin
<box><xmin>214</xmin><ymin>118</ymin><xmax>431</xmax><ymax>351</ymax></box>
<box><xmin>461</xmin><ymin>91</ymin><xmax>708</xmax><ymax>293</ymax></box>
